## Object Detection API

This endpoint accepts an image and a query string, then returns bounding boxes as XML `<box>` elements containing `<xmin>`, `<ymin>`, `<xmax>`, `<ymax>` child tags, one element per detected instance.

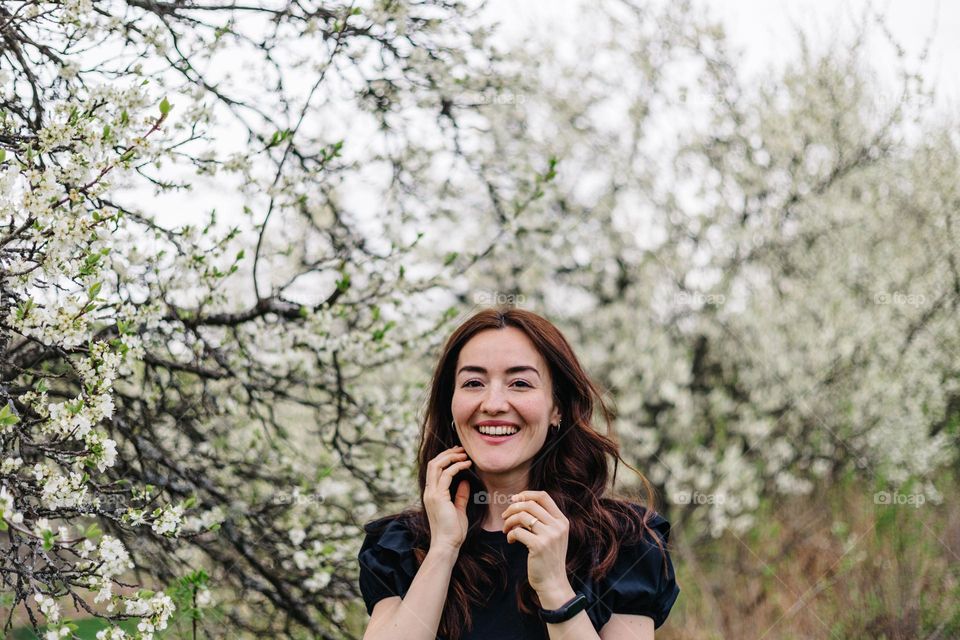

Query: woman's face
<box><xmin>451</xmin><ymin>326</ymin><xmax>560</xmax><ymax>477</ymax></box>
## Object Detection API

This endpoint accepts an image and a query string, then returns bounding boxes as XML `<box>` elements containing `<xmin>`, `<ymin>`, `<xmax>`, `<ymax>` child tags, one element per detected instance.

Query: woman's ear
<box><xmin>550</xmin><ymin>406</ymin><xmax>561</xmax><ymax>427</ymax></box>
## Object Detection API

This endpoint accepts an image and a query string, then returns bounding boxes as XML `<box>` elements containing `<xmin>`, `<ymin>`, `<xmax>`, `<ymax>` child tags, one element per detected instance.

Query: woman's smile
<box><xmin>475</xmin><ymin>428</ymin><xmax>521</xmax><ymax>444</ymax></box>
<box><xmin>475</xmin><ymin>419</ymin><xmax>522</xmax><ymax>443</ymax></box>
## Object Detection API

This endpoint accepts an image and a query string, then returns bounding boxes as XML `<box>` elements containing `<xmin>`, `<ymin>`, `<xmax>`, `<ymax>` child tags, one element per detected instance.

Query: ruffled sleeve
<box><xmin>589</xmin><ymin>507</ymin><xmax>680</xmax><ymax>630</ymax></box>
<box><xmin>357</xmin><ymin>515</ymin><xmax>421</xmax><ymax>615</ymax></box>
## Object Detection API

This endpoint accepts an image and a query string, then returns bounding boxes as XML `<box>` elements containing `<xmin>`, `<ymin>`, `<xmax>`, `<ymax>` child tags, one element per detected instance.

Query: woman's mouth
<box><xmin>475</xmin><ymin>424</ymin><xmax>520</xmax><ymax>444</ymax></box>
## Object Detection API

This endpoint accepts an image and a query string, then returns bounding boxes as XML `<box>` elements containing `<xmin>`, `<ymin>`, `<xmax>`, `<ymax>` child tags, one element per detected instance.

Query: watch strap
<box><xmin>539</xmin><ymin>592</ymin><xmax>587</xmax><ymax>623</ymax></box>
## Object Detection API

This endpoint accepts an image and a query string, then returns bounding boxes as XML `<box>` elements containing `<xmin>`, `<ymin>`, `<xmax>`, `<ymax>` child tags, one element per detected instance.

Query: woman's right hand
<box><xmin>423</xmin><ymin>445</ymin><xmax>473</xmax><ymax>552</ymax></box>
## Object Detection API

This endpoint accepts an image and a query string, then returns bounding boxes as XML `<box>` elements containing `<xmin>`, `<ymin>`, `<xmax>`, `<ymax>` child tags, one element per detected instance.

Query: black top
<box><xmin>358</xmin><ymin>504</ymin><xmax>680</xmax><ymax>639</ymax></box>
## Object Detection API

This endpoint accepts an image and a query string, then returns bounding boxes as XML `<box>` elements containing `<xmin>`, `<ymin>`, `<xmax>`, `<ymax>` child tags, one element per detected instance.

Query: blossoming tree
<box><xmin>0</xmin><ymin>0</ymin><xmax>554</xmax><ymax>637</ymax></box>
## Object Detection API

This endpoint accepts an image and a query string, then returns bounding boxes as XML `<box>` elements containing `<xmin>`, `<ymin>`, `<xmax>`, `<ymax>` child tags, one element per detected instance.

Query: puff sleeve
<box><xmin>591</xmin><ymin>508</ymin><xmax>680</xmax><ymax>630</ymax></box>
<box><xmin>357</xmin><ymin>516</ymin><xmax>420</xmax><ymax>615</ymax></box>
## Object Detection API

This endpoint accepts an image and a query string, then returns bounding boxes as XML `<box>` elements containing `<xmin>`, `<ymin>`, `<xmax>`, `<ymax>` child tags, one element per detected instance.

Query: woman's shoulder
<box><xmin>602</xmin><ymin>498</ymin><xmax>672</xmax><ymax>543</ymax></box>
<box><xmin>583</xmin><ymin>499</ymin><xmax>680</xmax><ymax>630</ymax></box>
<box><xmin>360</xmin><ymin>511</ymin><xmax>419</xmax><ymax>554</ymax></box>
<box><xmin>356</xmin><ymin>511</ymin><xmax>423</xmax><ymax>614</ymax></box>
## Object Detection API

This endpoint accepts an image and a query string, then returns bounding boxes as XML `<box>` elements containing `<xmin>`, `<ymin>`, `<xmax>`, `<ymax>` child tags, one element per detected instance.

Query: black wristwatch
<box><xmin>539</xmin><ymin>592</ymin><xmax>588</xmax><ymax>624</ymax></box>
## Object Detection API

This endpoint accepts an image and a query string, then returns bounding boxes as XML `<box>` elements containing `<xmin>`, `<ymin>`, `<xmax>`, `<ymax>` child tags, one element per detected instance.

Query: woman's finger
<box><xmin>501</xmin><ymin>500</ymin><xmax>553</xmax><ymax>533</ymax></box>
<box><xmin>508</xmin><ymin>490</ymin><xmax>565</xmax><ymax>520</ymax></box>
<box><xmin>426</xmin><ymin>449</ymin><xmax>466</xmax><ymax>490</ymax></box>
<box><xmin>506</xmin><ymin>522</ymin><xmax>537</xmax><ymax>546</ymax></box>
<box><xmin>436</xmin><ymin>459</ymin><xmax>472</xmax><ymax>493</ymax></box>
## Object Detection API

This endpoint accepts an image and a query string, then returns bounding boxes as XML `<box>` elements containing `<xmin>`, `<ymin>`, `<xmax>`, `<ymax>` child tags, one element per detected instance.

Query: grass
<box><xmin>660</xmin><ymin>467</ymin><xmax>960</xmax><ymax>639</ymax></box>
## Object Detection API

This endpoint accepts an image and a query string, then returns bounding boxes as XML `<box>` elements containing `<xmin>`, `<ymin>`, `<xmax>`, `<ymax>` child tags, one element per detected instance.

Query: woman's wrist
<box><xmin>536</xmin><ymin>580</ymin><xmax>578</xmax><ymax>610</ymax></box>
<box><xmin>427</xmin><ymin>541</ymin><xmax>461</xmax><ymax>562</ymax></box>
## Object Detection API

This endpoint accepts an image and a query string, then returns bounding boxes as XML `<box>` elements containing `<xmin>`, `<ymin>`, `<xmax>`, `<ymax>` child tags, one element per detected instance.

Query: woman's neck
<box><xmin>478</xmin><ymin>469</ymin><xmax>529</xmax><ymax>531</ymax></box>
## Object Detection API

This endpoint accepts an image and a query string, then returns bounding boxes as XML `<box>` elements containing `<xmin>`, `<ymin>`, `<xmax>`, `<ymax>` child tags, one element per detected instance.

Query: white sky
<box><xmin>486</xmin><ymin>0</ymin><xmax>960</xmax><ymax>109</ymax></box>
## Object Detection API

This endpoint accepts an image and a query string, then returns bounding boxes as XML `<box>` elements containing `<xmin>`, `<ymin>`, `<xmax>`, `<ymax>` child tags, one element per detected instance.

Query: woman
<box><xmin>358</xmin><ymin>307</ymin><xmax>680</xmax><ymax>639</ymax></box>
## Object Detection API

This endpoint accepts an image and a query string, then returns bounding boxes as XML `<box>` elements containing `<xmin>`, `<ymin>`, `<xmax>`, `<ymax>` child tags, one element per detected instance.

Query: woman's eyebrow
<box><xmin>457</xmin><ymin>365</ymin><xmax>541</xmax><ymax>378</ymax></box>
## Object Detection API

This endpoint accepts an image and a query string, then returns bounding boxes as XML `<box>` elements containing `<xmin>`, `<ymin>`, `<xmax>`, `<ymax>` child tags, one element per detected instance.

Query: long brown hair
<box><xmin>366</xmin><ymin>306</ymin><xmax>669</xmax><ymax>639</ymax></box>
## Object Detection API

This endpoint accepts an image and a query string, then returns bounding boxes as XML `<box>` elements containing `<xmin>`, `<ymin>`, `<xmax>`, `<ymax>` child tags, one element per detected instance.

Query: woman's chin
<box><xmin>471</xmin><ymin>452</ymin><xmax>522</xmax><ymax>472</ymax></box>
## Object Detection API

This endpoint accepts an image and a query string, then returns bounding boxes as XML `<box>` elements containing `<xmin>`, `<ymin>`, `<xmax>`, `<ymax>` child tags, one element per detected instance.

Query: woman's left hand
<box><xmin>502</xmin><ymin>490</ymin><xmax>571</xmax><ymax>595</ymax></box>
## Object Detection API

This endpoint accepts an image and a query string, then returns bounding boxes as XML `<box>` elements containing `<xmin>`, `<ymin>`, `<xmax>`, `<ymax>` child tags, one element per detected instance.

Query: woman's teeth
<box><xmin>477</xmin><ymin>426</ymin><xmax>519</xmax><ymax>436</ymax></box>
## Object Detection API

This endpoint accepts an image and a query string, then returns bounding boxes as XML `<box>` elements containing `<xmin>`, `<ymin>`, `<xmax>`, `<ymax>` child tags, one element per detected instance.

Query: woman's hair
<box><xmin>365</xmin><ymin>306</ymin><xmax>668</xmax><ymax>639</ymax></box>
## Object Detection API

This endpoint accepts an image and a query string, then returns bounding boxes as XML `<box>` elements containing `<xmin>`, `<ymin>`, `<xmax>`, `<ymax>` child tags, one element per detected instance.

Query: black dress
<box><xmin>357</xmin><ymin>504</ymin><xmax>680</xmax><ymax>639</ymax></box>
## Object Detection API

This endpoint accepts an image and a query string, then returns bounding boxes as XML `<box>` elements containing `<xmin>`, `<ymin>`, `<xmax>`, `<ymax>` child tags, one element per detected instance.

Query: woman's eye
<box><xmin>461</xmin><ymin>380</ymin><xmax>531</xmax><ymax>388</ymax></box>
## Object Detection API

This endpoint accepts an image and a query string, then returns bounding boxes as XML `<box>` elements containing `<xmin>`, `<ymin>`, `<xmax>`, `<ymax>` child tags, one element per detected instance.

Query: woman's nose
<box><xmin>480</xmin><ymin>385</ymin><xmax>509</xmax><ymax>412</ymax></box>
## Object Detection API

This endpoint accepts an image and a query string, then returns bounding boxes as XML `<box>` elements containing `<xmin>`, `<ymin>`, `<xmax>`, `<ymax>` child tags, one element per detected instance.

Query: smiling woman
<box><xmin>358</xmin><ymin>306</ymin><xmax>680</xmax><ymax>640</ymax></box>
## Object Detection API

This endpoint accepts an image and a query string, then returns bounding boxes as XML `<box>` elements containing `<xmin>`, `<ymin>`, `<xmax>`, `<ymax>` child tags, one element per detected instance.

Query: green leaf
<box><xmin>0</xmin><ymin>149</ymin><xmax>5</xmax><ymax>163</ymax></box>
<box><xmin>42</xmin><ymin>530</ymin><xmax>55</xmax><ymax>551</ymax></box>
<box><xmin>0</xmin><ymin>404</ymin><xmax>19</xmax><ymax>427</ymax></box>
<box><xmin>443</xmin><ymin>251</ymin><xmax>458</xmax><ymax>266</ymax></box>
<box><xmin>15</xmin><ymin>298</ymin><xmax>34</xmax><ymax>321</ymax></box>
<box><xmin>372</xmin><ymin>320</ymin><xmax>395</xmax><ymax>342</ymax></box>
<box><xmin>545</xmin><ymin>156</ymin><xmax>558</xmax><ymax>181</ymax></box>
<box><xmin>159</xmin><ymin>97</ymin><xmax>172</xmax><ymax>115</ymax></box>
<box><xmin>84</xmin><ymin>522</ymin><xmax>102</xmax><ymax>539</ymax></box>
<box><xmin>88</xmin><ymin>281</ymin><xmax>102</xmax><ymax>300</ymax></box>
